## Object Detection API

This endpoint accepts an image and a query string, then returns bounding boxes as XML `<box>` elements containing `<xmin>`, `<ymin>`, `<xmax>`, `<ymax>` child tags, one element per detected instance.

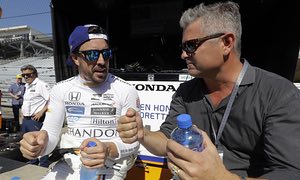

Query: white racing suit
<box><xmin>41</xmin><ymin>74</ymin><xmax>140</xmax><ymax>180</ymax></box>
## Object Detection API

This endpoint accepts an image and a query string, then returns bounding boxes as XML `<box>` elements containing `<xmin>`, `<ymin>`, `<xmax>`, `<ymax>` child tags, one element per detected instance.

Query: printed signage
<box><xmin>130</xmin><ymin>81</ymin><xmax>182</xmax><ymax>157</ymax></box>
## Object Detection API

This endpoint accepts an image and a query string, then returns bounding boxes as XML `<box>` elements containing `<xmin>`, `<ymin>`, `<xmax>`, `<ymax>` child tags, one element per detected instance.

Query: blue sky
<box><xmin>0</xmin><ymin>0</ymin><xmax>52</xmax><ymax>36</ymax></box>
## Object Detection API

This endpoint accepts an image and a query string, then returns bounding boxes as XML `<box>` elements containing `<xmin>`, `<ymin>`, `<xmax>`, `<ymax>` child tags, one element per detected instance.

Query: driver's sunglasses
<box><xmin>77</xmin><ymin>49</ymin><xmax>112</xmax><ymax>62</ymax></box>
<box><xmin>181</xmin><ymin>33</ymin><xmax>225</xmax><ymax>55</ymax></box>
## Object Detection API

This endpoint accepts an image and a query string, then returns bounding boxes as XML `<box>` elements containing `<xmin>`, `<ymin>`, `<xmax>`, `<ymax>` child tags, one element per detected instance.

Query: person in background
<box><xmin>116</xmin><ymin>1</ymin><xmax>300</xmax><ymax>180</ymax></box>
<box><xmin>8</xmin><ymin>74</ymin><xmax>25</xmax><ymax>132</ymax></box>
<box><xmin>20</xmin><ymin>24</ymin><xmax>140</xmax><ymax>179</ymax></box>
<box><xmin>20</xmin><ymin>64</ymin><xmax>50</xmax><ymax>167</ymax></box>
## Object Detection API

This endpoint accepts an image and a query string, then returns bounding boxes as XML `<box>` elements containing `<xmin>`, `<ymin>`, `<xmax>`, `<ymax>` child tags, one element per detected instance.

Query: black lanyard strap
<box><xmin>214</xmin><ymin>60</ymin><xmax>249</xmax><ymax>147</ymax></box>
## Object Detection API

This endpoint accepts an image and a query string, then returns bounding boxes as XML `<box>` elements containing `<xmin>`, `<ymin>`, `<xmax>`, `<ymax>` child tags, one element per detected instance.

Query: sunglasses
<box><xmin>77</xmin><ymin>49</ymin><xmax>112</xmax><ymax>62</ymax></box>
<box><xmin>21</xmin><ymin>73</ymin><xmax>34</xmax><ymax>78</ymax></box>
<box><xmin>181</xmin><ymin>33</ymin><xmax>225</xmax><ymax>55</ymax></box>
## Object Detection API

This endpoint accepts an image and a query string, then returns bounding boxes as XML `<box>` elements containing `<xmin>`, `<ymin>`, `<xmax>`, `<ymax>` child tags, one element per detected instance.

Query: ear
<box><xmin>71</xmin><ymin>54</ymin><xmax>80</xmax><ymax>66</ymax></box>
<box><xmin>222</xmin><ymin>33</ymin><xmax>235</xmax><ymax>55</ymax></box>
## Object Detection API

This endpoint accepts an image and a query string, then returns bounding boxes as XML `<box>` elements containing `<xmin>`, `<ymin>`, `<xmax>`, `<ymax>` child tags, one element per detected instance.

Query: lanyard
<box><xmin>212</xmin><ymin>60</ymin><xmax>249</xmax><ymax>147</ymax></box>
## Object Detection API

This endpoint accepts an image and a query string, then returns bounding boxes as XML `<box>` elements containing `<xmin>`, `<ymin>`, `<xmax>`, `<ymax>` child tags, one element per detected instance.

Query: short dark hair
<box><xmin>88</xmin><ymin>25</ymin><xmax>107</xmax><ymax>35</ymax></box>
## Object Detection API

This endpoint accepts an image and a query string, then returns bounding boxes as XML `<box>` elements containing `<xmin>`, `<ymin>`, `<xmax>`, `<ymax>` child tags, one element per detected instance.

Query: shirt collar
<box><xmin>240</xmin><ymin>59</ymin><xmax>255</xmax><ymax>86</ymax></box>
<box><xmin>75</xmin><ymin>74</ymin><xmax>110</xmax><ymax>87</ymax></box>
<box><xmin>26</xmin><ymin>77</ymin><xmax>39</xmax><ymax>88</ymax></box>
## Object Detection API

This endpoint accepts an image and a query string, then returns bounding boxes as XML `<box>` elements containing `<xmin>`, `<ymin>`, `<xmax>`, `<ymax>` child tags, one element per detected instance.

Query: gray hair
<box><xmin>20</xmin><ymin>64</ymin><xmax>38</xmax><ymax>76</ymax></box>
<box><xmin>180</xmin><ymin>1</ymin><xmax>242</xmax><ymax>57</ymax></box>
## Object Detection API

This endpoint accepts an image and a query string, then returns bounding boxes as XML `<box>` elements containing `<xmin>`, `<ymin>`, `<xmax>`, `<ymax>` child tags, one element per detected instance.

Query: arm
<box><xmin>117</xmin><ymin>85</ymin><xmax>186</xmax><ymax>156</ymax></box>
<box><xmin>40</xmin><ymin>84</ymin><xmax>65</xmax><ymax>156</ymax></box>
<box><xmin>143</xmin><ymin>128</ymin><xmax>169</xmax><ymax>156</ymax></box>
<box><xmin>114</xmin><ymin>84</ymin><xmax>141</xmax><ymax>159</ymax></box>
<box><xmin>8</xmin><ymin>92</ymin><xmax>19</xmax><ymax>100</ymax></box>
<box><xmin>8</xmin><ymin>85</ymin><xmax>19</xmax><ymax>100</ymax></box>
<box><xmin>117</xmin><ymin>108</ymin><xmax>169</xmax><ymax>156</ymax></box>
<box><xmin>260</xmin><ymin>85</ymin><xmax>300</xmax><ymax>179</ymax></box>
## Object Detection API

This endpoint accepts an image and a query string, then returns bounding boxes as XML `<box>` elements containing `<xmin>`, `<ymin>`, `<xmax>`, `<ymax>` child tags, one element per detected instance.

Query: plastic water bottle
<box><xmin>170</xmin><ymin>114</ymin><xmax>203</xmax><ymax>179</ymax></box>
<box><xmin>171</xmin><ymin>114</ymin><xmax>203</xmax><ymax>151</ymax></box>
<box><xmin>80</xmin><ymin>141</ymin><xmax>99</xmax><ymax>180</ymax></box>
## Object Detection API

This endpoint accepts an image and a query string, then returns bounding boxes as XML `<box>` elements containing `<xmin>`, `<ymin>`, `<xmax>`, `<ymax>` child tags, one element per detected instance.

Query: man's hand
<box><xmin>32</xmin><ymin>111</ymin><xmax>44</xmax><ymax>121</ymax></box>
<box><xmin>166</xmin><ymin>129</ymin><xmax>239</xmax><ymax>180</ymax></box>
<box><xmin>117</xmin><ymin>108</ymin><xmax>144</xmax><ymax>144</ymax></box>
<box><xmin>19</xmin><ymin>130</ymin><xmax>48</xmax><ymax>160</ymax></box>
<box><xmin>80</xmin><ymin>137</ymin><xmax>109</xmax><ymax>169</ymax></box>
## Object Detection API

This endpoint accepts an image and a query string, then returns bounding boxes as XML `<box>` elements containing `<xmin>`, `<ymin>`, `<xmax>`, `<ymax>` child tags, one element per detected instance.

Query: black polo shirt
<box><xmin>160</xmin><ymin>63</ymin><xmax>300</xmax><ymax>179</ymax></box>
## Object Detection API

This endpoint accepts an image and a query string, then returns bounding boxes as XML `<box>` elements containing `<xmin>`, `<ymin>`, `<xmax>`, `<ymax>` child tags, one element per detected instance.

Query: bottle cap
<box><xmin>10</xmin><ymin>176</ymin><xmax>21</xmax><ymax>180</ymax></box>
<box><xmin>87</xmin><ymin>141</ymin><xmax>97</xmax><ymax>147</ymax></box>
<box><xmin>177</xmin><ymin>114</ymin><xmax>192</xmax><ymax>129</ymax></box>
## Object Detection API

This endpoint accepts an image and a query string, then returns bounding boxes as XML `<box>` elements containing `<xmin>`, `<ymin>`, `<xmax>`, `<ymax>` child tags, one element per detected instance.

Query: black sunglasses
<box><xmin>77</xmin><ymin>49</ymin><xmax>112</xmax><ymax>62</ymax></box>
<box><xmin>181</xmin><ymin>33</ymin><xmax>225</xmax><ymax>55</ymax></box>
<box><xmin>21</xmin><ymin>73</ymin><xmax>34</xmax><ymax>78</ymax></box>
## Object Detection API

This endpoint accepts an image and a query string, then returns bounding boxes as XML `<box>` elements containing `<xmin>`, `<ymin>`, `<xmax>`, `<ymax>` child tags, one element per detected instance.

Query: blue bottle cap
<box><xmin>10</xmin><ymin>176</ymin><xmax>21</xmax><ymax>180</ymax></box>
<box><xmin>87</xmin><ymin>141</ymin><xmax>97</xmax><ymax>147</ymax></box>
<box><xmin>177</xmin><ymin>114</ymin><xmax>192</xmax><ymax>129</ymax></box>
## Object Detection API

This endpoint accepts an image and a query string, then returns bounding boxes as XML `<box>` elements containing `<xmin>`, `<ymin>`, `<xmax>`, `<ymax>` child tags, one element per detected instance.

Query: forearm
<box><xmin>40</xmin><ymin>103</ymin><xmax>65</xmax><ymax>155</ymax></box>
<box><xmin>141</xmin><ymin>129</ymin><xmax>168</xmax><ymax>156</ymax></box>
<box><xmin>106</xmin><ymin>139</ymin><xmax>140</xmax><ymax>159</ymax></box>
<box><xmin>40</xmin><ymin>104</ymin><xmax>48</xmax><ymax>114</ymax></box>
<box><xmin>9</xmin><ymin>92</ymin><xmax>17</xmax><ymax>99</ymax></box>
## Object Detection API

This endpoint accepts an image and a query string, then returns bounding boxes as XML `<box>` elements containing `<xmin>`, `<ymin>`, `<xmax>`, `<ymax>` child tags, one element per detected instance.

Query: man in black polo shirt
<box><xmin>116</xmin><ymin>1</ymin><xmax>300</xmax><ymax>180</ymax></box>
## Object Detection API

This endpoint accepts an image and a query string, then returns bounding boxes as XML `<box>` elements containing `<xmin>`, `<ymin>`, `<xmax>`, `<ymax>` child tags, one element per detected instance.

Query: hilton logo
<box><xmin>68</xmin><ymin>92</ymin><xmax>81</xmax><ymax>101</ymax></box>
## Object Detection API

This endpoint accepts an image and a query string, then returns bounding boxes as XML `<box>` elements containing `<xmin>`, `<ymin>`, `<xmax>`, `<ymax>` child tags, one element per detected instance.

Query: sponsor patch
<box><xmin>91</xmin><ymin>102</ymin><xmax>112</xmax><ymax>106</ymax></box>
<box><xmin>67</xmin><ymin>127</ymin><xmax>118</xmax><ymax>138</ymax></box>
<box><xmin>67</xmin><ymin>116</ymin><xmax>80</xmax><ymax>122</ymax></box>
<box><xmin>91</xmin><ymin>107</ymin><xmax>116</xmax><ymax>115</ymax></box>
<box><xmin>91</xmin><ymin>98</ymin><xmax>101</xmax><ymax>101</ymax></box>
<box><xmin>103</xmin><ymin>94</ymin><xmax>114</xmax><ymax>100</ymax></box>
<box><xmin>92</xmin><ymin>94</ymin><xmax>102</xmax><ymax>97</ymax></box>
<box><xmin>90</xmin><ymin>117</ymin><xmax>117</xmax><ymax>125</ymax></box>
<box><xmin>65</xmin><ymin>101</ymin><xmax>85</xmax><ymax>106</ymax></box>
<box><xmin>66</xmin><ymin>106</ymin><xmax>85</xmax><ymax>114</ymax></box>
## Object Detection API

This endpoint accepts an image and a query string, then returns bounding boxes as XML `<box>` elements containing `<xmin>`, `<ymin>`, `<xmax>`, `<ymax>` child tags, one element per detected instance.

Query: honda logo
<box><xmin>69</xmin><ymin>92</ymin><xmax>81</xmax><ymax>101</ymax></box>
